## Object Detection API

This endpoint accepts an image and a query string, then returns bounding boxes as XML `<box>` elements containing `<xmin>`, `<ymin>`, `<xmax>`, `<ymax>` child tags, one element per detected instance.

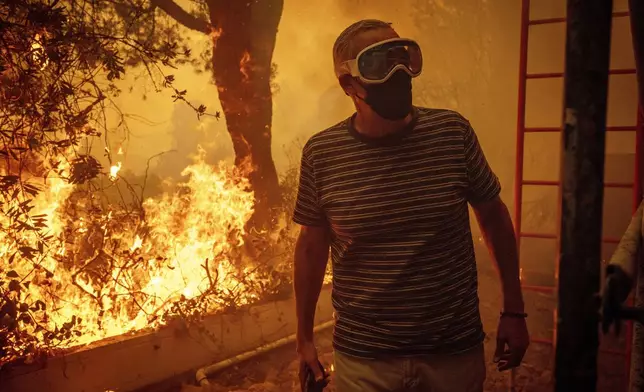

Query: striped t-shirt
<box><xmin>293</xmin><ymin>107</ymin><xmax>501</xmax><ymax>358</ymax></box>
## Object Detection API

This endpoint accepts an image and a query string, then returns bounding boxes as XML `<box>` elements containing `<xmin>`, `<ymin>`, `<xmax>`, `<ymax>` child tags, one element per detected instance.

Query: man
<box><xmin>603</xmin><ymin>201</ymin><xmax>644</xmax><ymax>389</ymax></box>
<box><xmin>293</xmin><ymin>19</ymin><xmax>529</xmax><ymax>392</ymax></box>
<box><xmin>602</xmin><ymin>2</ymin><xmax>644</xmax><ymax>388</ymax></box>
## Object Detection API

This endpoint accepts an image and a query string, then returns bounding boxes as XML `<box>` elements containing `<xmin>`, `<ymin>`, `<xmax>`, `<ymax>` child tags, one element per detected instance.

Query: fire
<box><xmin>108</xmin><ymin>146</ymin><xmax>124</xmax><ymax>180</ymax></box>
<box><xmin>0</xmin><ymin>147</ymin><xmax>259</xmax><ymax>361</ymax></box>
<box><xmin>31</xmin><ymin>34</ymin><xmax>49</xmax><ymax>70</ymax></box>
<box><xmin>210</xmin><ymin>26</ymin><xmax>223</xmax><ymax>49</ymax></box>
<box><xmin>240</xmin><ymin>51</ymin><xmax>251</xmax><ymax>82</ymax></box>
<box><xmin>109</xmin><ymin>162</ymin><xmax>121</xmax><ymax>180</ymax></box>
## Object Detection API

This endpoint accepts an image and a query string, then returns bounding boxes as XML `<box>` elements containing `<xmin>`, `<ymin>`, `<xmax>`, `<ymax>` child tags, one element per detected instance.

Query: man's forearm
<box><xmin>294</xmin><ymin>232</ymin><xmax>329</xmax><ymax>342</ymax></box>
<box><xmin>608</xmin><ymin>201</ymin><xmax>643</xmax><ymax>281</ymax></box>
<box><xmin>475</xmin><ymin>201</ymin><xmax>524</xmax><ymax>312</ymax></box>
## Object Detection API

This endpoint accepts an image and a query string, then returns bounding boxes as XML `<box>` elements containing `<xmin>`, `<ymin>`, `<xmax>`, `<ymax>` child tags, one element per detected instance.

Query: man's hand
<box><xmin>602</xmin><ymin>265</ymin><xmax>632</xmax><ymax>335</ymax></box>
<box><xmin>297</xmin><ymin>339</ymin><xmax>325</xmax><ymax>389</ymax></box>
<box><xmin>472</xmin><ymin>196</ymin><xmax>528</xmax><ymax>370</ymax></box>
<box><xmin>493</xmin><ymin>315</ymin><xmax>529</xmax><ymax>371</ymax></box>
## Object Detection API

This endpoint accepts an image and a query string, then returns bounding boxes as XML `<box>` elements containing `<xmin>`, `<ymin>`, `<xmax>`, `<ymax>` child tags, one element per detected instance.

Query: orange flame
<box><xmin>31</xmin><ymin>34</ymin><xmax>49</xmax><ymax>70</ymax></box>
<box><xmin>108</xmin><ymin>146</ymin><xmax>124</xmax><ymax>180</ymax></box>
<box><xmin>240</xmin><ymin>51</ymin><xmax>251</xmax><ymax>82</ymax></box>
<box><xmin>109</xmin><ymin>162</ymin><xmax>121</xmax><ymax>180</ymax></box>
<box><xmin>210</xmin><ymin>27</ymin><xmax>223</xmax><ymax>49</ymax></box>
<box><xmin>1</xmin><ymin>146</ymin><xmax>256</xmax><ymax>353</ymax></box>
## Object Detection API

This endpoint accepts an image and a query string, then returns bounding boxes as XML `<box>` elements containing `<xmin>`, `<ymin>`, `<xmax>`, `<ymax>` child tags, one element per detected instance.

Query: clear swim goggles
<box><xmin>336</xmin><ymin>38</ymin><xmax>423</xmax><ymax>84</ymax></box>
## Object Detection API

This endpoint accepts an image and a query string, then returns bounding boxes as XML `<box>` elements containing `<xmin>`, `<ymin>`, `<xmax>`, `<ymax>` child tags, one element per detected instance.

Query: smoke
<box><xmin>100</xmin><ymin>0</ymin><xmax>638</xmax><ymax>289</ymax></box>
<box><xmin>271</xmin><ymin>0</ymin><xmax>499</xmax><ymax>172</ymax></box>
<box><xmin>271</xmin><ymin>0</ymin><xmax>422</xmax><ymax>171</ymax></box>
<box><xmin>153</xmin><ymin>103</ymin><xmax>232</xmax><ymax>180</ymax></box>
<box><xmin>107</xmin><ymin>0</ymin><xmax>500</xmax><ymax>178</ymax></box>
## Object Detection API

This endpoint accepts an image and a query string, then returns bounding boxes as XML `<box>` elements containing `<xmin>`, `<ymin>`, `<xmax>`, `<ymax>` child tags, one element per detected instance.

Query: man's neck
<box><xmin>353</xmin><ymin>110</ymin><xmax>413</xmax><ymax>138</ymax></box>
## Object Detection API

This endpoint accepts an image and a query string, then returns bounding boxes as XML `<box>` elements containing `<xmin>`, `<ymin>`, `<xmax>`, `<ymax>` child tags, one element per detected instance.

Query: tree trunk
<box><xmin>206</xmin><ymin>0</ymin><xmax>283</xmax><ymax>228</ymax></box>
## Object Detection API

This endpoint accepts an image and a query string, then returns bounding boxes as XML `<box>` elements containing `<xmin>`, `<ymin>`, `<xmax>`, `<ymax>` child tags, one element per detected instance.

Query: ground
<box><xmin>160</xmin><ymin>267</ymin><xmax>628</xmax><ymax>392</ymax></box>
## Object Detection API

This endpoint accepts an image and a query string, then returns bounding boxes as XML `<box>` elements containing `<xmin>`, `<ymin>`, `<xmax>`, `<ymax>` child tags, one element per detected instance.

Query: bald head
<box><xmin>332</xmin><ymin>19</ymin><xmax>399</xmax><ymax>76</ymax></box>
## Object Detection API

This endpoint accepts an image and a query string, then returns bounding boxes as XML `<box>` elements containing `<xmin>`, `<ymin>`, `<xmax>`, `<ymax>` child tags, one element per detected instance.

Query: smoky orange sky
<box><xmin>103</xmin><ymin>0</ymin><xmax>636</xmax><ymax>198</ymax></box>
<box><xmin>76</xmin><ymin>0</ymin><xmax>639</xmax><ymax>291</ymax></box>
<box><xmin>103</xmin><ymin>0</ymin><xmax>497</xmax><ymax>176</ymax></box>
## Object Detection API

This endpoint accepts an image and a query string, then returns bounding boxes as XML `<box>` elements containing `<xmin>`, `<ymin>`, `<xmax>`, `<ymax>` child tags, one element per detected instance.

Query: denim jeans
<box><xmin>333</xmin><ymin>344</ymin><xmax>486</xmax><ymax>392</ymax></box>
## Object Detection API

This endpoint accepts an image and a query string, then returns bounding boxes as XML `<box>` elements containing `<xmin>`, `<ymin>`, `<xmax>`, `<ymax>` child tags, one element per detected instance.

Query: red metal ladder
<box><xmin>513</xmin><ymin>0</ymin><xmax>641</xmax><ymax>388</ymax></box>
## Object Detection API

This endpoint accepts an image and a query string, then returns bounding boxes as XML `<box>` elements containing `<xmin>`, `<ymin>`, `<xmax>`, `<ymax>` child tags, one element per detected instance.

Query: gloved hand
<box><xmin>601</xmin><ymin>265</ymin><xmax>632</xmax><ymax>335</ymax></box>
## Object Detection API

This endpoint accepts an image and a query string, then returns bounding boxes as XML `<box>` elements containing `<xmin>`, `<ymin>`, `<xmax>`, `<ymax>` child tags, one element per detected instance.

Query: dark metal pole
<box><xmin>631</xmin><ymin>0</ymin><xmax>644</xmax><ymax>112</ymax></box>
<box><xmin>630</xmin><ymin>0</ymin><xmax>644</xmax><ymax>197</ymax></box>
<box><xmin>555</xmin><ymin>1</ymin><xmax>613</xmax><ymax>391</ymax></box>
<box><xmin>628</xmin><ymin>2</ymin><xmax>644</xmax><ymax>390</ymax></box>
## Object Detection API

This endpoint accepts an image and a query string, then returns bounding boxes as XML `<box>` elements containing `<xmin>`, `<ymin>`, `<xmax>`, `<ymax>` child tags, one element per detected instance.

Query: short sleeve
<box><xmin>464</xmin><ymin>123</ymin><xmax>501</xmax><ymax>203</ymax></box>
<box><xmin>292</xmin><ymin>147</ymin><xmax>327</xmax><ymax>226</ymax></box>
<box><xmin>608</xmin><ymin>200</ymin><xmax>643</xmax><ymax>279</ymax></box>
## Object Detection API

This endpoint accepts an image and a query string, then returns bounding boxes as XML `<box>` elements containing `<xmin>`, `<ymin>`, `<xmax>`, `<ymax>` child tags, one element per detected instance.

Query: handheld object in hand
<box><xmin>299</xmin><ymin>360</ymin><xmax>329</xmax><ymax>392</ymax></box>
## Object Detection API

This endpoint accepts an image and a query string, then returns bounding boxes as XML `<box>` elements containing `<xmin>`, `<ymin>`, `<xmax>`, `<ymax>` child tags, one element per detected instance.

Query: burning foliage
<box><xmin>0</xmin><ymin>145</ymin><xmax>297</xmax><ymax>366</ymax></box>
<box><xmin>0</xmin><ymin>0</ymin><xmax>296</xmax><ymax>367</ymax></box>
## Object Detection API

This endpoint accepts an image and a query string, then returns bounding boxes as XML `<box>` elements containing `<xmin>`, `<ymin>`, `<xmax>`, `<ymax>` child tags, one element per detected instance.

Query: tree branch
<box><xmin>151</xmin><ymin>0</ymin><xmax>211</xmax><ymax>34</ymax></box>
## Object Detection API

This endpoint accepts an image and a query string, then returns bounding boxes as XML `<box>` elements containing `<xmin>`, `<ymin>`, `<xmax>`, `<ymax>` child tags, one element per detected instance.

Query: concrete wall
<box><xmin>0</xmin><ymin>287</ymin><xmax>334</xmax><ymax>392</ymax></box>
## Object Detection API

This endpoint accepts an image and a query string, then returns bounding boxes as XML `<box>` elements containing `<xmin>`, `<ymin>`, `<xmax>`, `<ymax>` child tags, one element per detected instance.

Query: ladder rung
<box><xmin>521</xmin><ymin>180</ymin><xmax>633</xmax><ymax>188</ymax></box>
<box><xmin>607</xmin><ymin>68</ymin><xmax>635</xmax><ymax>75</ymax></box>
<box><xmin>612</xmin><ymin>11</ymin><xmax>631</xmax><ymax>18</ymax></box>
<box><xmin>524</xmin><ymin>125</ymin><xmax>638</xmax><ymax>133</ymax></box>
<box><xmin>608</xmin><ymin>125</ymin><xmax>640</xmax><ymax>132</ymax></box>
<box><xmin>601</xmin><ymin>348</ymin><xmax>627</xmax><ymax>356</ymax></box>
<box><xmin>526</xmin><ymin>68</ymin><xmax>636</xmax><ymax>79</ymax></box>
<box><xmin>528</xmin><ymin>11</ymin><xmax>630</xmax><ymax>26</ymax></box>
<box><xmin>519</xmin><ymin>235</ymin><xmax>622</xmax><ymax>243</ymax></box>
<box><xmin>524</xmin><ymin>127</ymin><xmax>560</xmax><ymax>132</ymax></box>
<box><xmin>521</xmin><ymin>232</ymin><xmax>557</xmax><ymax>239</ymax></box>
<box><xmin>531</xmin><ymin>337</ymin><xmax>554</xmax><ymax>345</ymax></box>
<box><xmin>522</xmin><ymin>180</ymin><xmax>557</xmax><ymax>186</ymax></box>
<box><xmin>522</xmin><ymin>284</ymin><xmax>556</xmax><ymax>293</ymax></box>
<box><xmin>526</xmin><ymin>72</ymin><xmax>563</xmax><ymax>79</ymax></box>
<box><xmin>605</xmin><ymin>182</ymin><xmax>633</xmax><ymax>188</ymax></box>
<box><xmin>529</xmin><ymin>17</ymin><xmax>565</xmax><ymax>26</ymax></box>
<box><xmin>527</xmin><ymin>72</ymin><xmax>564</xmax><ymax>79</ymax></box>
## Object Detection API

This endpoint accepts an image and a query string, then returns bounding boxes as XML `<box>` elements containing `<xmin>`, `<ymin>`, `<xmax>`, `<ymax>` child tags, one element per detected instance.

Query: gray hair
<box><xmin>332</xmin><ymin>19</ymin><xmax>393</xmax><ymax>74</ymax></box>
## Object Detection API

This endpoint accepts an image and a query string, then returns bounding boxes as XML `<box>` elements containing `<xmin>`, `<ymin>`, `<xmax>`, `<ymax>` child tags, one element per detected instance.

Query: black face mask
<box><xmin>361</xmin><ymin>71</ymin><xmax>413</xmax><ymax>120</ymax></box>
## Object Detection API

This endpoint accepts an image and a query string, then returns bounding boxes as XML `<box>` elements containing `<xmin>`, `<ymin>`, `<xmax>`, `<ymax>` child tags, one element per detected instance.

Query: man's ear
<box><xmin>338</xmin><ymin>75</ymin><xmax>355</xmax><ymax>96</ymax></box>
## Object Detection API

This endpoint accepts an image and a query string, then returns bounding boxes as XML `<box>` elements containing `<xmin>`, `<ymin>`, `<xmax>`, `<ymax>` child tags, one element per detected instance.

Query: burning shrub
<box><xmin>0</xmin><ymin>0</ymin><xmax>294</xmax><ymax>367</ymax></box>
<box><xmin>0</xmin><ymin>147</ymin><xmax>276</xmax><ymax>365</ymax></box>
